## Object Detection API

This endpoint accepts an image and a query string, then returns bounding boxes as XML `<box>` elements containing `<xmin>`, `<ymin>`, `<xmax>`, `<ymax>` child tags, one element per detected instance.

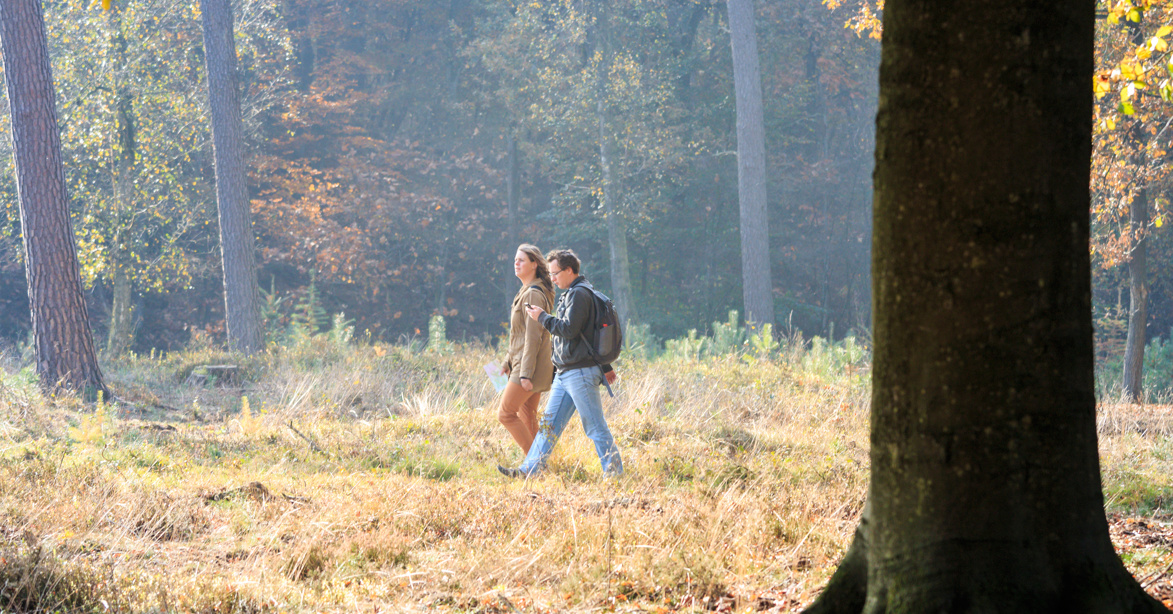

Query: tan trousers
<box><xmin>498</xmin><ymin>382</ymin><xmax>542</xmax><ymax>454</ymax></box>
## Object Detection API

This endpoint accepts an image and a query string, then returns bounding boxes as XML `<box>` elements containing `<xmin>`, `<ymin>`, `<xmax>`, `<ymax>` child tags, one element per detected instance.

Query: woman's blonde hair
<box><xmin>517</xmin><ymin>244</ymin><xmax>555</xmax><ymax>305</ymax></box>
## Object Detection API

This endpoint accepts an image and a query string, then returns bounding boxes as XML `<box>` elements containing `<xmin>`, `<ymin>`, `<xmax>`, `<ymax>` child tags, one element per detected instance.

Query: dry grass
<box><xmin>0</xmin><ymin>339</ymin><xmax>1168</xmax><ymax>612</ymax></box>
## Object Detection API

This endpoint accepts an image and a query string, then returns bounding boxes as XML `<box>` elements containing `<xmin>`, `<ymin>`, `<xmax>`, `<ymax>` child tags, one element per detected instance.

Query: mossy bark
<box><xmin>803</xmin><ymin>0</ymin><xmax>1168</xmax><ymax>609</ymax></box>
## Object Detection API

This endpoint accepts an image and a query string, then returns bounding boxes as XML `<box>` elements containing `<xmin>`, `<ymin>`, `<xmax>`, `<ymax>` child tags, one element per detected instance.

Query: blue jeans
<box><xmin>517</xmin><ymin>366</ymin><xmax>622</xmax><ymax>476</ymax></box>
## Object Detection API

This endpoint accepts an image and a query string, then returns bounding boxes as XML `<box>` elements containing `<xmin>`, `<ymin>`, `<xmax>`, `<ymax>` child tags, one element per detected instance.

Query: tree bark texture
<box><xmin>1122</xmin><ymin>188</ymin><xmax>1148</xmax><ymax>403</ymax></box>
<box><xmin>0</xmin><ymin>0</ymin><xmax>108</xmax><ymax>398</ymax></box>
<box><xmin>726</xmin><ymin>0</ymin><xmax>774</xmax><ymax>331</ymax></box>
<box><xmin>200</xmin><ymin>0</ymin><xmax>264</xmax><ymax>354</ymax></box>
<box><xmin>804</xmin><ymin>0</ymin><xmax>1166</xmax><ymax>608</ymax></box>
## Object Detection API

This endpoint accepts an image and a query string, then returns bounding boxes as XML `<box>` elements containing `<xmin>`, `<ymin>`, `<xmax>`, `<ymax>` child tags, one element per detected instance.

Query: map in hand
<box><xmin>483</xmin><ymin>361</ymin><xmax>508</xmax><ymax>393</ymax></box>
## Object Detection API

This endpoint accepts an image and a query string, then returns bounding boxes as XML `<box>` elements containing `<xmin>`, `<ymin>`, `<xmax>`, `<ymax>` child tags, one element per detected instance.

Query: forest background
<box><xmin>0</xmin><ymin>0</ymin><xmax>876</xmax><ymax>361</ymax></box>
<box><xmin>0</xmin><ymin>0</ymin><xmax>1162</xmax><ymax>398</ymax></box>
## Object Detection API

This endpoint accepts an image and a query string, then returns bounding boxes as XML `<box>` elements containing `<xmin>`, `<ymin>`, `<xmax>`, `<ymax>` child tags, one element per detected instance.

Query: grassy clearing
<box><xmin>0</xmin><ymin>336</ymin><xmax>1169</xmax><ymax>612</ymax></box>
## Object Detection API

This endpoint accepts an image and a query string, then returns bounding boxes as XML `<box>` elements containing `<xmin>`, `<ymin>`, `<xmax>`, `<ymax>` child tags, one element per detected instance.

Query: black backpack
<box><xmin>577</xmin><ymin>286</ymin><xmax>623</xmax><ymax>366</ymax></box>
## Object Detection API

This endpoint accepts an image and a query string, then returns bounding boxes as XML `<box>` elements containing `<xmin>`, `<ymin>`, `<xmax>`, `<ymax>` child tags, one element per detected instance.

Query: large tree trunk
<box><xmin>1122</xmin><ymin>188</ymin><xmax>1148</xmax><ymax>403</ymax></box>
<box><xmin>200</xmin><ymin>0</ymin><xmax>264</xmax><ymax>354</ymax></box>
<box><xmin>726</xmin><ymin>0</ymin><xmax>774</xmax><ymax>331</ymax></box>
<box><xmin>0</xmin><ymin>0</ymin><xmax>109</xmax><ymax>399</ymax></box>
<box><xmin>804</xmin><ymin>0</ymin><xmax>1164</xmax><ymax>607</ymax></box>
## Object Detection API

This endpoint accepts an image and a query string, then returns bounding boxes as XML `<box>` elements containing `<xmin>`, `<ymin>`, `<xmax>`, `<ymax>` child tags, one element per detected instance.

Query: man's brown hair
<box><xmin>545</xmin><ymin>249</ymin><xmax>581</xmax><ymax>275</ymax></box>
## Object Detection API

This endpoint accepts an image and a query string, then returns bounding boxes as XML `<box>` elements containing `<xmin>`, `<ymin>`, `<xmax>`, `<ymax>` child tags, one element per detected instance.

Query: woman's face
<box><xmin>514</xmin><ymin>250</ymin><xmax>537</xmax><ymax>280</ymax></box>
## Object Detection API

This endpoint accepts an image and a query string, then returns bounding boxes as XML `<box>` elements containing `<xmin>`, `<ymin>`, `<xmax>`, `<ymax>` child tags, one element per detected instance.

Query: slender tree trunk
<box><xmin>598</xmin><ymin>101</ymin><xmax>638</xmax><ymax>326</ymax></box>
<box><xmin>1122</xmin><ymin>188</ymin><xmax>1148</xmax><ymax>403</ymax></box>
<box><xmin>726</xmin><ymin>0</ymin><xmax>774</xmax><ymax>331</ymax></box>
<box><xmin>106</xmin><ymin>159</ymin><xmax>135</xmax><ymax>359</ymax></box>
<box><xmin>1121</xmin><ymin>19</ymin><xmax>1149</xmax><ymax>404</ymax></box>
<box><xmin>804</xmin><ymin>0</ymin><xmax>1164</xmax><ymax>607</ymax></box>
<box><xmin>505</xmin><ymin>132</ymin><xmax>520</xmax><ymax>311</ymax></box>
<box><xmin>106</xmin><ymin>9</ymin><xmax>136</xmax><ymax>358</ymax></box>
<box><xmin>106</xmin><ymin>244</ymin><xmax>133</xmax><ymax>357</ymax></box>
<box><xmin>200</xmin><ymin>0</ymin><xmax>264</xmax><ymax>354</ymax></box>
<box><xmin>507</xmin><ymin>133</ymin><xmax>520</xmax><ymax>246</ymax></box>
<box><xmin>0</xmin><ymin>0</ymin><xmax>109</xmax><ymax>399</ymax></box>
<box><xmin>595</xmin><ymin>14</ymin><xmax>638</xmax><ymax>326</ymax></box>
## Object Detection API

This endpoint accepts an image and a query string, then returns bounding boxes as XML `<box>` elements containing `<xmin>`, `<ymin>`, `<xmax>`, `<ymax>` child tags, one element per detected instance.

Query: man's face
<box><xmin>549</xmin><ymin>263</ymin><xmax>573</xmax><ymax>290</ymax></box>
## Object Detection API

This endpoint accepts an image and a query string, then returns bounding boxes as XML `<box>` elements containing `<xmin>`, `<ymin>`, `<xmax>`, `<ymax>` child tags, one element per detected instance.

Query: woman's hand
<box><xmin>501</xmin><ymin>363</ymin><xmax>511</xmax><ymax>376</ymax></box>
<box><xmin>525</xmin><ymin>304</ymin><xmax>545</xmax><ymax>321</ymax></box>
<box><xmin>520</xmin><ymin>378</ymin><xmax>533</xmax><ymax>392</ymax></box>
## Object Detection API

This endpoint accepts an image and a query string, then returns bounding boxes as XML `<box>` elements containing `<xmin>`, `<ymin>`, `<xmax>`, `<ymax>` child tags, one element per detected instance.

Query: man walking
<box><xmin>498</xmin><ymin>249</ymin><xmax>623</xmax><ymax>478</ymax></box>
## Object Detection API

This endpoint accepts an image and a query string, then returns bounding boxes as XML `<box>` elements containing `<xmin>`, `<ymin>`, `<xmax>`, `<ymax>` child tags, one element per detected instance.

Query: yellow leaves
<box><xmin>1156</xmin><ymin>216</ymin><xmax>1165</xmax><ymax>228</ymax></box>
<box><xmin>1095</xmin><ymin>74</ymin><xmax>1112</xmax><ymax>99</ymax></box>
<box><xmin>1108</xmin><ymin>1</ymin><xmax>1147</xmax><ymax>25</ymax></box>
<box><xmin>1122</xmin><ymin>82</ymin><xmax>1137</xmax><ymax>102</ymax></box>
<box><xmin>1120</xmin><ymin>60</ymin><xmax>1144</xmax><ymax>82</ymax></box>
<box><xmin>1108</xmin><ymin>1</ymin><xmax>1129</xmax><ymax>24</ymax></box>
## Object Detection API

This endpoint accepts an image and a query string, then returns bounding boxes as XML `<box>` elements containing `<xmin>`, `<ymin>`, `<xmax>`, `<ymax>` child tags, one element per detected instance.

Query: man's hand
<box><xmin>525</xmin><ymin>304</ymin><xmax>545</xmax><ymax>321</ymax></box>
<box><xmin>501</xmin><ymin>363</ymin><xmax>511</xmax><ymax>376</ymax></box>
<box><xmin>605</xmin><ymin>370</ymin><xmax>617</xmax><ymax>386</ymax></box>
<box><xmin>520</xmin><ymin>378</ymin><xmax>533</xmax><ymax>392</ymax></box>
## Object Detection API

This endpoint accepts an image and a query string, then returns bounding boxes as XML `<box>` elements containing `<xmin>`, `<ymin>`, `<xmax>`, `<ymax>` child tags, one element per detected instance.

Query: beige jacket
<box><xmin>503</xmin><ymin>284</ymin><xmax>554</xmax><ymax>392</ymax></box>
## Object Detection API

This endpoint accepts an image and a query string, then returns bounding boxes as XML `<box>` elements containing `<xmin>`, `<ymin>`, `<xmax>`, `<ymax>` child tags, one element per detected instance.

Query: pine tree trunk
<box><xmin>0</xmin><ymin>0</ymin><xmax>108</xmax><ymax>399</ymax></box>
<box><xmin>803</xmin><ymin>0</ymin><xmax>1165</xmax><ymax>607</ymax></box>
<box><xmin>727</xmin><ymin>0</ymin><xmax>774</xmax><ymax>332</ymax></box>
<box><xmin>200</xmin><ymin>0</ymin><xmax>264</xmax><ymax>354</ymax></box>
<box><xmin>1122</xmin><ymin>188</ymin><xmax>1148</xmax><ymax>403</ymax></box>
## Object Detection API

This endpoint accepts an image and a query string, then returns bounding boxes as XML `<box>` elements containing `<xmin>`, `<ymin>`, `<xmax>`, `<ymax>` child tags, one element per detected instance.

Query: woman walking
<box><xmin>498</xmin><ymin>244</ymin><xmax>555</xmax><ymax>454</ymax></box>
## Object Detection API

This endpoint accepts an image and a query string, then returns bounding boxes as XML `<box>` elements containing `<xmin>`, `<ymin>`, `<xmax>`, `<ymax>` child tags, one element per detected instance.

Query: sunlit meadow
<box><xmin>0</xmin><ymin>321</ymin><xmax>1169</xmax><ymax>612</ymax></box>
